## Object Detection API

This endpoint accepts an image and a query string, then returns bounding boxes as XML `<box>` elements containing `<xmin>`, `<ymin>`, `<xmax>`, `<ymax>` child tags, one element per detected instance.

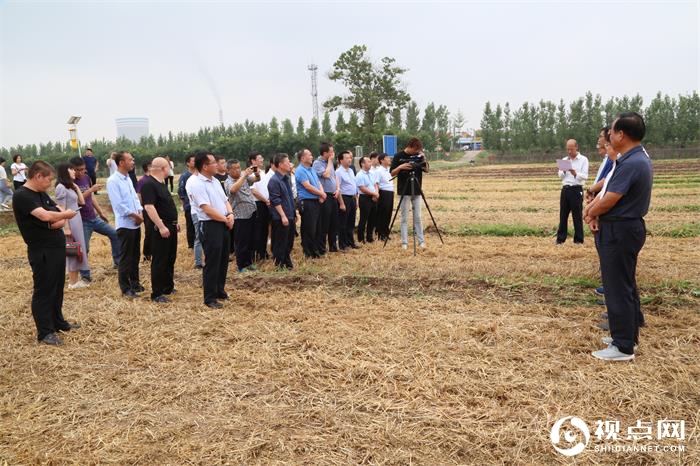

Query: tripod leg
<box><xmin>383</xmin><ymin>179</ymin><xmax>411</xmax><ymax>248</ymax></box>
<box><xmin>410</xmin><ymin>174</ymin><xmax>417</xmax><ymax>256</ymax></box>
<box><xmin>419</xmin><ymin>188</ymin><xmax>444</xmax><ymax>244</ymax></box>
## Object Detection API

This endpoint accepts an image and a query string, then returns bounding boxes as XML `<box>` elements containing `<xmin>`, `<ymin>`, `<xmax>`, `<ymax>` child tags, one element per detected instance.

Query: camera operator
<box><xmin>390</xmin><ymin>137</ymin><xmax>429</xmax><ymax>249</ymax></box>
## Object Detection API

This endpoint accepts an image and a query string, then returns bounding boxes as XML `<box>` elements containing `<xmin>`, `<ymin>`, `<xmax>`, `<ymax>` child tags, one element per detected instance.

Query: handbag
<box><xmin>65</xmin><ymin>234</ymin><xmax>83</xmax><ymax>262</ymax></box>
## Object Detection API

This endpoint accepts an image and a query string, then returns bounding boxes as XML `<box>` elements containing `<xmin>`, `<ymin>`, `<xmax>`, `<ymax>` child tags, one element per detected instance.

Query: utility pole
<box><xmin>308</xmin><ymin>64</ymin><xmax>319</xmax><ymax>122</ymax></box>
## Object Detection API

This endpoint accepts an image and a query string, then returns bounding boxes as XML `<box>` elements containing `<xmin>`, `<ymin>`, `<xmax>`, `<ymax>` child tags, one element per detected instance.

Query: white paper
<box><xmin>557</xmin><ymin>159</ymin><xmax>572</xmax><ymax>171</ymax></box>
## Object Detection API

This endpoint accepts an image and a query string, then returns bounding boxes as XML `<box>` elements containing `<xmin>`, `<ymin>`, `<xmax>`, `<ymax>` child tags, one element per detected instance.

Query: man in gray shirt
<box><xmin>312</xmin><ymin>142</ymin><xmax>340</xmax><ymax>254</ymax></box>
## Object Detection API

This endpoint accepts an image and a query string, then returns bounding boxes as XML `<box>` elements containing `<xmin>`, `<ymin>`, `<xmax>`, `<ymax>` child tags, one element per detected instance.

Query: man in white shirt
<box><xmin>375</xmin><ymin>153</ymin><xmax>394</xmax><ymax>241</ymax></box>
<box><xmin>189</xmin><ymin>151</ymin><xmax>234</xmax><ymax>309</ymax></box>
<box><xmin>556</xmin><ymin>139</ymin><xmax>589</xmax><ymax>244</ymax></box>
<box><xmin>250</xmin><ymin>152</ymin><xmax>271</xmax><ymax>261</ymax></box>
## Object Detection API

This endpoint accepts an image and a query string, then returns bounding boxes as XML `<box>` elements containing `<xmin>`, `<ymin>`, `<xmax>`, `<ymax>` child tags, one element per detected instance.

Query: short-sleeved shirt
<box><xmin>312</xmin><ymin>156</ymin><xmax>337</xmax><ymax>193</ymax></box>
<box><xmin>74</xmin><ymin>174</ymin><xmax>97</xmax><ymax>220</ymax></box>
<box><xmin>12</xmin><ymin>186</ymin><xmax>66</xmax><ymax>248</ymax></box>
<box><xmin>136</xmin><ymin>175</ymin><xmax>150</xmax><ymax>193</ymax></box>
<box><xmin>11</xmin><ymin>163</ymin><xmax>27</xmax><ymax>182</ymax></box>
<box><xmin>225</xmin><ymin>175</ymin><xmax>257</xmax><ymax>220</ymax></box>
<box><xmin>601</xmin><ymin>145</ymin><xmax>653</xmax><ymax>220</ymax></box>
<box><xmin>189</xmin><ymin>173</ymin><xmax>228</xmax><ymax>221</ymax></box>
<box><xmin>140</xmin><ymin>176</ymin><xmax>178</xmax><ymax>223</ymax></box>
<box><xmin>375</xmin><ymin>165</ymin><xmax>394</xmax><ymax>192</ymax></box>
<box><xmin>336</xmin><ymin>165</ymin><xmax>358</xmax><ymax>196</ymax></box>
<box><xmin>295</xmin><ymin>164</ymin><xmax>322</xmax><ymax>200</ymax></box>
<box><xmin>83</xmin><ymin>155</ymin><xmax>97</xmax><ymax>176</ymax></box>
<box><xmin>390</xmin><ymin>151</ymin><xmax>425</xmax><ymax>195</ymax></box>
<box><xmin>356</xmin><ymin>170</ymin><xmax>377</xmax><ymax>195</ymax></box>
<box><xmin>594</xmin><ymin>156</ymin><xmax>613</xmax><ymax>184</ymax></box>
<box><xmin>251</xmin><ymin>169</ymin><xmax>273</xmax><ymax>201</ymax></box>
<box><xmin>0</xmin><ymin>165</ymin><xmax>8</xmax><ymax>181</ymax></box>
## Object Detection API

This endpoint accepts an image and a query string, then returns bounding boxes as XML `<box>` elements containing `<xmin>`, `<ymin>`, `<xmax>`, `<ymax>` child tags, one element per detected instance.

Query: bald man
<box><xmin>141</xmin><ymin>156</ymin><xmax>179</xmax><ymax>302</ymax></box>
<box><xmin>556</xmin><ymin>139</ymin><xmax>589</xmax><ymax>244</ymax></box>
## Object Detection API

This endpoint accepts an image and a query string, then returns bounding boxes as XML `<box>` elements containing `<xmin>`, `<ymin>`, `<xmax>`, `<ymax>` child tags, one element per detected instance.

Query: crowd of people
<box><xmin>10</xmin><ymin>137</ymin><xmax>430</xmax><ymax>343</ymax></box>
<box><xmin>10</xmin><ymin>114</ymin><xmax>654</xmax><ymax>364</ymax></box>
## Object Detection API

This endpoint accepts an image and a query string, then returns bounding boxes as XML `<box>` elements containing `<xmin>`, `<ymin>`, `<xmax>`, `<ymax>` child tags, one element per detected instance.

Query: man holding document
<box><xmin>555</xmin><ymin>139</ymin><xmax>589</xmax><ymax>244</ymax></box>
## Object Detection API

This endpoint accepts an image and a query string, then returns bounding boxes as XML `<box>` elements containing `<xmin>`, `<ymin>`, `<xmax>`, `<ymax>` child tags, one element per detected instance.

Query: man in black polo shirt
<box><xmin>12</xmin><ymin>161</ymin><xmax>81</xmax><ymax>345</ymax></box>
<box><xmin>141</xmin><ymin>157</ymin><xmax>179</xmax><ymax>303</ymax></box>
<box><xmin>585</xmin><ymin>112</ymin><xmax>653</xmax><ymax>362</ymax></box>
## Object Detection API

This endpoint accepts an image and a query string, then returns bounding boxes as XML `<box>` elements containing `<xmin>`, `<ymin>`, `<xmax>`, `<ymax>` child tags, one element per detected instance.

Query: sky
<box><xmin>0</xmin><ymin>0</ymin><xmax>698</xmax><ymax>148</ymax></box>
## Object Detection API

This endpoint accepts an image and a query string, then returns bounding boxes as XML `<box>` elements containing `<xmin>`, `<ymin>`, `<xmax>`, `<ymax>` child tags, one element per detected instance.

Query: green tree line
<box><xmin>0</xmin><ymin>103</ymin><xmax>455</xmax><ymax>172</ymax></box>
<box><xmin>480</xmin><ymin>91</ymin><xmax>700</xmax><ymax>152</ymax></box>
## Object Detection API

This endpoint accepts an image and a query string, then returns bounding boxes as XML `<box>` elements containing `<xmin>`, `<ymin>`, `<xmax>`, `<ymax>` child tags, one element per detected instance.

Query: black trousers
<box><xmin>117</xmin><ymin>227</ymin><xmax>141</xmax><ymax>293</ymax></box>
<box><xmin>143</xmin><ymin>215</ymin><xmax>154</xmax><ymax>258</ymax></box>
<box><xmin>357</xmin><ymin>195</ymin><xmax>378</xmax><ymax>243</ymax></box>
<box><xmin>13</xmin><ymin>180</ymin><xmax>25</xmax><ymax>190</ymax></box>
<box><xmin>150</xmin><ymin>223</ymin><xmax>178</xmax><ymax>299</ymax></box>
<box><xmin>271</xmin><ymin>218</ymin><xmax>295</xmax><ymax>268</ymax></box>
<box><xmin>596</xmin><ymin>219</ymin><xmax>646</xmax><ymax>354</ymax></box>
<box><xmin>28</xmin><ymin>246</ymin><xmax>68</xmax><ymax>340</ymax></box>
<box><xmin>166</xmin><ymin>176</ymin><xmax>174</xmax><ymax>192</ymax></box>
<box><xmin>557</xmin><ymin>186</ymin><xmax>584</xmax><ymax>243</ymax></box>
<box><xmin>319</xmin><ymin>193</ymin><xmax>339</xmax><ymax>252</ymax></box>
<box><xmin>338</xmin><ymin>195</ymin><xmax>357</xmax><ymax>248</ymax></box>
<box><xmin>89</xmin><ymin>173</ymin><xmax>97</xmax><ymax>187</ymax></box>
<box><xmin>234</xmin><ymin>216</ymin><xmax>255</xmax><ymax>271</ymax></box>
<box><xmin>184</xmin><ymin>206</ymin><xmax>195</xmax><ymax>249</ymax></box>
<box><xmin>253</xmin><ymin>201</ymin><xmax>271</xmax><ymax>260</ymax></box>
<box><xmin>200</xmin><ymin>220</ymin><xmax>230</xmax><ymax>304</ymax></box>
<box><xmin>300</xmin><ymin>198</ymin><xmax>322</xmax><ymax>257</ymax></box>
<box><xmin>376</xmin><ymin>190</ymin><xmax>394</xmax><ymax>240</ymax></box>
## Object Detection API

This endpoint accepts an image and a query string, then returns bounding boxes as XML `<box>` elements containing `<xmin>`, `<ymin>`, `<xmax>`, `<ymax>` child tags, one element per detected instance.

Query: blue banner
<box><xmin>383</xmin><ymin>135</ymin><xmax>398</xmax><ymax>156</ymax></box>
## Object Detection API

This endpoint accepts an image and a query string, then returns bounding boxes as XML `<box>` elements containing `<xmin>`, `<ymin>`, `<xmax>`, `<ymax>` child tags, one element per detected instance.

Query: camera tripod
<box><xmin>383</xmin><ymin>169</ymin><xmax>443</xmax><ymax>256</ymax></box>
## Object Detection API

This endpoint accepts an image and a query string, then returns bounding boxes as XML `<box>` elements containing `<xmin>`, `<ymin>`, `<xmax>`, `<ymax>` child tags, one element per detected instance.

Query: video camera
<box><xmin>406</xmin><ymin>153</ymin><xmax>427</xmax><ymax>171</ymax></box>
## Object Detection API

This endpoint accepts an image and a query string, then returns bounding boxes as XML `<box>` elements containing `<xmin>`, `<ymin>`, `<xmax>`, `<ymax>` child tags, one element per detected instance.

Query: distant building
<box><xmin>116</xmin><ymin>117</ymin><xmax>149</xmax><ymax>142</ymax></box>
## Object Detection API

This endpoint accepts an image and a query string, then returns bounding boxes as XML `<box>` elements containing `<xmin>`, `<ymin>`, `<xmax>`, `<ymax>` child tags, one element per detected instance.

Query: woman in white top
<box><xmin>106</xmin><ymin>152</ymin><xmax>118</xmax><ymax>176</ymax></box>
<box><xmin>0</xmin><ymin>157</ymin><xmax>13</xmax><ymax>209</ymax></box>
<box><xmin>10</xmin><ymin>154</ymin><xmax>28</xmax><ymax>190</ymax></box>
<box><xmin>165</xmin><ymin>155</ymin><xmax>175</xmax><ymax>192</ymax></box>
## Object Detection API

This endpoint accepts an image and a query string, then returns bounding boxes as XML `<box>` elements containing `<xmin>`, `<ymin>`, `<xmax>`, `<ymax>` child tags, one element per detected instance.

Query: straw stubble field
<box><xmin>1</xmin><ymin>159</ymin><xmax>698</xmax><ymax>464</ymax></box>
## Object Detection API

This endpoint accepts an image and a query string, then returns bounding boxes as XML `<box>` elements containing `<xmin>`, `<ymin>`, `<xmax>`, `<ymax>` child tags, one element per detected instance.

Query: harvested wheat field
<box><xmin>1</xmin><ymin>158</ymin><xmax>698</xmax><ymax>465</ymax></box>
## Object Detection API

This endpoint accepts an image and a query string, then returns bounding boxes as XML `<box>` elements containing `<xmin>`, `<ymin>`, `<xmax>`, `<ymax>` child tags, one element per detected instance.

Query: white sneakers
<box><xmin>401</xmin><ymin>244</ymin><xmax>408</xmax><ymax>250</ymax></box>
<box><xmin>68</xmin><ymin>280</ymin><xmax>90</xmax><ymax>290</ymax></box>
<box><xmin>601</xmin><ymin>336</ymin><xmax>638</xmax><ymax>351</ymax></box>
<box><xmin>591</xmin><ymin>344</ymin><xmax>635</xmax><ymax>361</ymax></box>
<box><xmin>402</xmin><ymin>243</ymin><xmax>426</xmax><ymax>250</ymax></box>
<box><xmin>419</xmin><ymin>242</ymin><xmax>426</xmax><ymax>248</ymax></box>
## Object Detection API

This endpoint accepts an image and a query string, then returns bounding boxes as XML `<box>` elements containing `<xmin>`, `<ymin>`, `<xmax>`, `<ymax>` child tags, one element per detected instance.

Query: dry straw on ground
<box><xmin>1</xmin><ymin>159</ymin><xmax>698</xmax><ymax>464</ymax></box>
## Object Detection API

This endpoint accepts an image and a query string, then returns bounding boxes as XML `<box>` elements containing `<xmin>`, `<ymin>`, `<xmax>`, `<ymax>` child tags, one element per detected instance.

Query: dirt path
<box><xmin>459</xmin><ymin>150</ymin><xmax>481</xmax><ymax>163</ymax></box>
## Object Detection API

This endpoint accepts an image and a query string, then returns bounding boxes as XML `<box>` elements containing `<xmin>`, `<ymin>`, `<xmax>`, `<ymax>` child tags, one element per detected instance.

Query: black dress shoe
<box><xmin>205</xmin><ymin>301</ymin><xmax>223</xmax><ymax>309</ymax></box>
<box><xmin>133</xmin><ymin>284</ymin><xmax>145</xmax><ymax>293</ymax></box>
<box><xmin>350</xmin><ymin>243</ymin><xmax>360</xmax><ymax>249</ymax></box>
<box><xmin>58</xmin><ymin>322</ymin><xmax>81</xmax><ymax>332</ymax></box>
<box><xmin>165</xmin><ymin>289</ymin><xmax>177</xmax><ymax>295</ymax></box>
<box><xmin>217</xmin><ymin>293</ymin><xmax>229</xmax><ymax>300</ymax></box>
<box><xmin>152</xmin><ymin>295</ymin><xmax>170</xmax><ymax>303</ymax></box>
<box><xmin>194</xmin><ymin>264</ymin><xmax>203</xmax><ymax>270</ymax></box>
<box><xmin>329</xmin><ymin>247</ymin><xmax>339</xmax><ymax>252</ymax></box>
<box><xmin>40</xmin><ymin>332</ymin><xmax>63</xmax><ymax>346</ymax></box>
<box><xmin>123</xmin><ymin>290</ymin><xmax>139</xmax><ymax>298</ymax></box>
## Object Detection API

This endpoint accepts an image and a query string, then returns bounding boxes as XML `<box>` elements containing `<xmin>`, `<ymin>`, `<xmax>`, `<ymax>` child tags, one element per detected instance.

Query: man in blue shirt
<box><xmin>106</xmin><ymin>151</ymin><xmax>145</xmax><ymax>298</ymax></box>
<box><xmin>82</xmin><ymin>147</ymin><xmax>99</xmax><ymax>187</ymax></box>
<box><xmin>268</xmin><ymin>153</ymin><xmax>297</xmax><ymax>269</ymax></box>
<box><xmin>313</xmin><ymin>142</ymin><xmax>340</xmax><ymax>254</ymax></box>
<box><xmin>178</xmin><ymin>154</ymin><xmax>196</xmax><ymax>250</ymax></box>
<box><xmin>336</xmin><ymin>150</ymin><xmax>359</xmax><ymax>250</ymax></box>
<box><xmin>295</xmin><ymin>148</ymin><xmax>327</xmax><ymax>258</ymax></box>
<box><xmin>585</xmin><ymin>112</ymin><xmax>653</xmax><ymax>362</ymax></box>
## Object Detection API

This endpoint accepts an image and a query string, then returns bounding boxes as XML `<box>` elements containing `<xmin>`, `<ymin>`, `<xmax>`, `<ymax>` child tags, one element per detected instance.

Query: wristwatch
<box><xmin>225</xmin><ymin>211</ymin><xmax>233</xmax><ymax>217</ymax></box>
